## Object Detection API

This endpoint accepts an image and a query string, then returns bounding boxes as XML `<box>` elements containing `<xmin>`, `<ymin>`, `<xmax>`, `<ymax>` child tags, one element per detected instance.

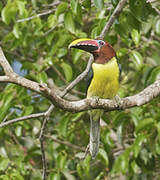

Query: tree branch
<box><xmin>0</xmin><ymin>113</ymin><xmax>45</xmax><ymax>128</ymax></box>
<box><xmin>100</xmin><ymin>0</ymin><xmax>128</xmax><ymax>38</ymax></box>
<box><xmin>45</xmin><ymin>135</ymin><xmax>85</xmax><ymax>151</ymax></box>
<box><xmin>17</xmin><ymin>9</ymin><xmax>54</xmax><ymax>22</ymax></box>
<box><xmin>0</xmin><ymin>48</ymin><xmax>14</xmax><ymax>75</ymax></box>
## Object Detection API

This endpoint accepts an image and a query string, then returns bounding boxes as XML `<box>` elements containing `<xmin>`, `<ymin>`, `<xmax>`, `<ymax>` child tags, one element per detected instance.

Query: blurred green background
<box><xmin>0</xmin><ymin>0</ymin><xmax>160</xmax><ymax>179</ymax></box>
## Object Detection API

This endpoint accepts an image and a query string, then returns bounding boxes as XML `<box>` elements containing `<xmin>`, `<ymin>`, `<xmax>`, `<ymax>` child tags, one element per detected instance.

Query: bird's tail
<box><xmin>89</xmin><ymin>110</ymin><xmax>102</xmax><ymax>159</ymax></box>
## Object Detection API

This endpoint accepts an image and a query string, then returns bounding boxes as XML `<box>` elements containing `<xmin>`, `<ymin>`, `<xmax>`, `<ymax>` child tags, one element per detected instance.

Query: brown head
<box><xmin>69</xmin><ymin>38</ymin><xmax>116</xmax><ymax>64</ymax></box>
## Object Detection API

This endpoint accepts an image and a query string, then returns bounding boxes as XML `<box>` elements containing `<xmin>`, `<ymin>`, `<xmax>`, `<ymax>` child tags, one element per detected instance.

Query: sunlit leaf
<box><xmin>64</xmin><ymin>11</ymin><xmax>76</xmax><ymax>34</ymax></box>
<box><xmin>131</xmin><ymin>29</ymin><xmax>140</xmax><ymax>47</ymax></box>
<box><xmin>98</xmin><ymin>148</ymin><xmax>109</xmax><ymax>166</ymax></box>
<box><xmin>61</xmin><ymin>62</ymin><xmax>73</xmax><ymax>82</ymax></box>
<box><xmin>55</xmin><ymin>2</ymin><xmax>68</xmax><ymax>17</ymax></box>
<box><xmin>1</xmin><ymin>1</ymin><xmax>17</xmax><ymax>24</ymax></box>
<box><xmin>62</xmin><ymin>170</ymin><xmax>76</xmax><ymax>180</ymax></box>
<box><xmin>155</xmin><ymin>19</ymin><xmax>160</xmax><ymax>35</ymax></box>
<box><xmin>130</xmin><ymin>50</ymin><xmax>143</xmax><ymax>70</ymax></box>
<box><xmin>94</xmin><ymin>0</ymin><xmax>104</xmax><ymax>9</ymax></box>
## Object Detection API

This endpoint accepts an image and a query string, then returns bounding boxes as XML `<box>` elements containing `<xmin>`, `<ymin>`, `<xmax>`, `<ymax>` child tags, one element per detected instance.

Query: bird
<box><xmin>69</xmin><ymin>38</ymin><xmax>120</xmax><ymax>158</ymax></box>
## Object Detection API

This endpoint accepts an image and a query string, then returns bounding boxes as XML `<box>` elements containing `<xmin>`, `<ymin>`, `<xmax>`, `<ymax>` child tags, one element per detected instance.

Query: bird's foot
<box><xmin>91</xmin><ymin>96</ymin><xmax>100</xmax><ymax>105</ymax></box>
<box><xmin>114</xmin><ymin>95</ymin><xmax>123</xmax><ymax>110</ymax></box>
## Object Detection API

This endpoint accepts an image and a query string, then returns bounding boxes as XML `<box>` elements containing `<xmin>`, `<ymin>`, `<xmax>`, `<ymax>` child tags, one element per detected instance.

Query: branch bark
<box><xmin>1</xmin><ymin>47</ymin><xmax>160</xmax><ymax>113</ymax></box>
<box><xmin>0</xmin><ymin>113</ymin><xmax>45</xmax><ymax>128</ymax></box>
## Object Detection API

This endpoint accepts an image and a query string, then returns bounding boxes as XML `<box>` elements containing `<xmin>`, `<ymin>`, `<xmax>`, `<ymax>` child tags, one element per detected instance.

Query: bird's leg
<box><xmin>114</xmin><ymin>95</ymin><xmax>122</xmax><ymax>110</ymax></box>
<box><xmin>91</xmin><ymin>96</ymin><xmax>100</xmax><ymax>105</ymax></box>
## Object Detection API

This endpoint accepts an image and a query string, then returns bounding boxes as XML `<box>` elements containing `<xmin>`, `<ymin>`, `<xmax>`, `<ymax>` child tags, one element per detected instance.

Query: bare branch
<box><xmin>0</xmin><ymin>113</ymin><xmax>45</xmax><ymax>128</ymax></box>
<box><xmin>100</xmin><ymin>0</ymin><xmax>128</xmax><ymax>38</ymax></box>
<box><xmin>0</xmin><ymin>76</ymin><xmax>10</xmax><ymax>82</ymax></box>
<box><xmin>0</xmin><ymin>48</ymin><xmax>14</xmax><ymax>75</ymax></box>
<box><xmin>39</xmin><ymin>105</ymin><xmax>54</xmax><ymax>180</ymax></box>
<box><xmin>45</xmin><ymin>135</ymin><xmax>85</xmax><ymax>151</ymax></box>
<box><xmin>1</xmin><ymin>47</ymin><xmax>160</xmax><ymax>113</ymax></box>
<box><xmin>62</xmin><ymin>56</ymin><xmax>93</xmax><ymax>97</ymax></box>
<box><xmin>17</xmin><ymin>9</ymin><xmax>54</xmax><ymax>23</ymax></box>
<box><xmin>42</xmin><ymin>78</ymin><xmax>160</xmax><ymax>112</ymax></box>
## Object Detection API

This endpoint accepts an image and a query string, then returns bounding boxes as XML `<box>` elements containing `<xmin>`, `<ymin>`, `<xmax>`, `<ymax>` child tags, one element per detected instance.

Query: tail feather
<box><xmin>89</xmin><ymin>110</ymin><xmax>102</xmax><ymax>159</ymax></box>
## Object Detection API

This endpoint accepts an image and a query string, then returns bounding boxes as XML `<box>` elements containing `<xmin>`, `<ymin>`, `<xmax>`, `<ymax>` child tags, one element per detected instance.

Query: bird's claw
<box><xmin>114</xmin><ymin>95</ymin><xmax>122</xmax><ymax>110</ymax></box>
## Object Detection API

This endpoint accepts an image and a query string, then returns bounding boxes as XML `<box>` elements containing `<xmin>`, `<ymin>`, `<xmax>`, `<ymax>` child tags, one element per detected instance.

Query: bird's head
<box><xmin>69</xmin><ymin>38</ymin><xmax>116</xmax><ymax>64</ymax></box>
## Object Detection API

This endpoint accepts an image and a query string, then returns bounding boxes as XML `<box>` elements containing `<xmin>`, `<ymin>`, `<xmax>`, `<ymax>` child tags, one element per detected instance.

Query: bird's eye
<box><xmin>98</xmin><ymin>40</ymin><xmax>105</xmax><ymax>46</ymax></box>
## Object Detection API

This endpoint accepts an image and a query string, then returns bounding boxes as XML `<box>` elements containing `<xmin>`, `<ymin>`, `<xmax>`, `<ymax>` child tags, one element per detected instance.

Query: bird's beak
<box><xmin>69</xmin><ymin>38</ymin><xmax>99</xmax><ymax>53</ymax></box>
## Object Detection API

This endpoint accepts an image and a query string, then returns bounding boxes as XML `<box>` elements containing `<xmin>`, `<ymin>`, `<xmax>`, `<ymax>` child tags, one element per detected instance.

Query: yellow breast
<box><xmin>87</xmin><ymin>57</ymin><xmax>120</xmax><ymax>99</ymax></box>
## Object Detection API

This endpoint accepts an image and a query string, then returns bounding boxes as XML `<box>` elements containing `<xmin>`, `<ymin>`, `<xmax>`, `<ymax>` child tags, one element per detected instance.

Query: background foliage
<box><xmin>0</xmin><ymin>0</ymin><xmax>160</xmax><ymax>179</ymax></box>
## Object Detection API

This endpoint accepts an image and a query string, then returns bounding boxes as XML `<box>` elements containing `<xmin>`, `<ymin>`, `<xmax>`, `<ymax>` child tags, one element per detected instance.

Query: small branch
<box><xmin>45</xmin><ymin>135</ymin><xmax>85</xmax><ymax>151</ymax></box>
<box><xmin>17</xmin><ymin>9</ymin><xmax>54</xmax><ymax>22</ymax></box>
<box><xmin>1</xmin><ymin>47</ymin><xmax>160</xmax><ymax>113</ymax></box>
<box><xmin>0</xmin><ymin>113</ymin><xmax>45</xmax><ymax>128</ymax></box>
<box><xmin>61</xmin><ymin>56</ymin><xmax>93</xmax><ymax>97</ymax></box>
<box><xmin>0</xmin><ymin>48</ymin><xmax>14</xmax><ymax>75</ymax></box>
<box><xmin>39</xmin><ymin>105</ymin><xmax>54</xmax><ymax>180</ymax></box>
<box><xmin>0</xmin><ymin>76</ymin><xmax>10</xmax><ymax>82</ymax></box>
<box><xmin>100</xmin><ymin>0</ymin><xmax>128</xmax><ymax>38</ymax></box>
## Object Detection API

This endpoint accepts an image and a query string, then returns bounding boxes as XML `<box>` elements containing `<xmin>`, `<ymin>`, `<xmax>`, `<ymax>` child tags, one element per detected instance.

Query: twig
<box><xmin>45</xmin><ymin>135</ymin><xmax>85</xmax><ymax>151</ymax></box>
<box><xmin>61</xmin><ymin>57</ymin><xmax>93</xmax><ymax>97</ymax></box>
<box><xmin>0</xmin><ymin>49</ymin><xmax>14</xmax><ymax>75</ymax></box>
<box><xmin>17</xmin><ymin>9</ymin><xmax>54</xmax><ymax>22</ymax></box>
<box><xmin>100</xmin><ymin>0</ymin><xmax>128</xmax><ymax>38</ymax></box>
<box><xmin>39</xmin><ymin>105</ymin><xmax>54</xmax><ymax>180</ymax></box>
<box><xmin>82</xmin><ymin>144</ymin><xmax>90</xmax><ymax>160</ymax></box>
<box><xmin>42</xmin><ymin>1</ymin><xmax>60</xmax><ymax>7</ymax></box>
<box><xmin>0</xmin><ymin>113</ymin><xmax>45</xmax><ymax>128</ymax></box>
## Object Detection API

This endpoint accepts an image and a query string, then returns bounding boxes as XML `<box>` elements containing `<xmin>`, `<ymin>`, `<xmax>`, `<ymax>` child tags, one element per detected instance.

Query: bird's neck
<box><xmin>93</xmin><ymin>43</ymin><xmax>116</xmax><ymax>64</ymax></box>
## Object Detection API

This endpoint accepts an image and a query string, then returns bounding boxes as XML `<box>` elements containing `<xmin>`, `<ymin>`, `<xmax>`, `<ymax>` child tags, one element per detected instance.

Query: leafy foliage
<box><xmin>0</xmin><ymin>0</ymin><xmax>160</xmax><ymax>179</ymax></box>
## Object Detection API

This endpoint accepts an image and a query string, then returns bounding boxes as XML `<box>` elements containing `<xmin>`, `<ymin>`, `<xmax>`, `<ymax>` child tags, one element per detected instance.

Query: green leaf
<box><xmin>61</xmin><ymin>62</ymin><xmax>73</xmax><ymax>82</ymax></box>
<box><xmin>62</xmin><ymin>170</ymin><xmax>76</xmax><ymax>180</ymax></box>
<box><xmin>58</xmin><ymin>115</ymin><xmax>70</xmax><ymax>137</ymax></box>
<box><xmin>129</xmin><ymin>0</ymin><xmax>152</xmax><ymax>21</ymax></box>
<box><xmin>71</xmin><ymin>49</ymin><xmax>83</xmax><ymax>64</ymax></box>
<box><xmin>23</xmin><ymin>105</ymin><xmax>34</xmax><ymax>116</ymax></box>
<box><xmin>77</xmin><ymin>163</ymin><xmax>83</xmax><ymax>180</ymax></box>
<box><xmin>15</xmin><ymin>126</ymin><xmax>22</xmax><ymax>137</ymax></box>
<box><xmin>11</xmin><ymin>171</ymin><xmax>24</xmax><ymax>180</ymax></box>
<box><xmin>0</xmin><ymin>158</ymin><xmax>10</xmax><ymax>171</ymax></box>
<box><xmin>57</xmin><ymin>154</ymin><xmax>67</xmax><ymax>170</ymax></box>
<box><xmin>82</xmin><ymin>0</ymin><xmax>91</xmax><ymax>9</ymax></box>
<box><xmin>145</xmin><ymin>66</ymin><xmax>160</xmax><ymax>85</ymax></box>
<box><xmin>130</xmin><ymin>50</ymin><xmax>143</xmax><ymax>70</ymax></box>
<box><xmin>117</xmin><ymin>48</ymin><xmax>128</xmax><ymax>58</ymax></box>
<box><xmin>64</xmin><ymin>11</ymin><xmax>76</xmax><ymax>34</ymax></box>
<box><xmin>49</xmin><ymin>173</ymin><xmax>61</xmax><ymax>180</ymax></box>
<box><xmin>36</xmin><ymin>72</ymin><xmax>48</xmax><ymax>83</ymax></box>
<box><xmin>47</xmin><ymin>14</ymin><xmax>57</xmax><ymax>28</ymax></box>
<box><xmin>131</xmin><ymin>29</ymin><xmax>140</xmax><ymax>47</ymax></box>
<box><xmin>155</xmin><ymin>19</ymin><xmax>160</xmax><ymax>35</ymax></box>
<box><xmin>111</xmin><ymin>149</ymin><xmax>130</xmax><ymax>174</ymax></box>
<box><xmin>133</xmin><ymin>134</ymin><xmax>146</xmax><ymax>157</ymax></box>
<box><xmin>32</xmin><ymin>120</ymin><xmax>41</xmax><ymax>135</ymax></box>
<box><xmin>94</xmin><ymin>0</ymin><xmax>104</xmax><ymax>9</ymax></box>
<box><xmin>70</xmin><ymin>0</ymin><xmax>82</xmax><ymax>23</ymax></box>
<box><xmin>1</xmin><ymin>1</ymin><xmax>17</xmax><ymax>24</ymax></box>
<box><xmin>0</xmin><ymin>85</ymin><xmax>15</xmax><ymax>122</ymax></box>
<box><xmin>136</xmin><ymin>118</ymin><xmax>154</xmax><ymax>134</ymax></box>
<box><xmin>55</xmin><ymin>2</ymin><xmax>68</xmax><ymax>17</ymax></box>
<box><xmin>131</xmin><ymin>160</ymin><xmax>140</xmax><ymax>173</ymax></box>
<box><xmin>16</xmin><ymin>0</ymin><xmax>27</xmax><ymax>16</ymax></box>
<box><xmin>71</xmin><ymin>0</ymin><xmax>78</xmax><ymax>14</ymax></box>
<box><xmin>98</xmin><ymin>148</ymin><xmax>109</xmax><ymax>166</ymax></box>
